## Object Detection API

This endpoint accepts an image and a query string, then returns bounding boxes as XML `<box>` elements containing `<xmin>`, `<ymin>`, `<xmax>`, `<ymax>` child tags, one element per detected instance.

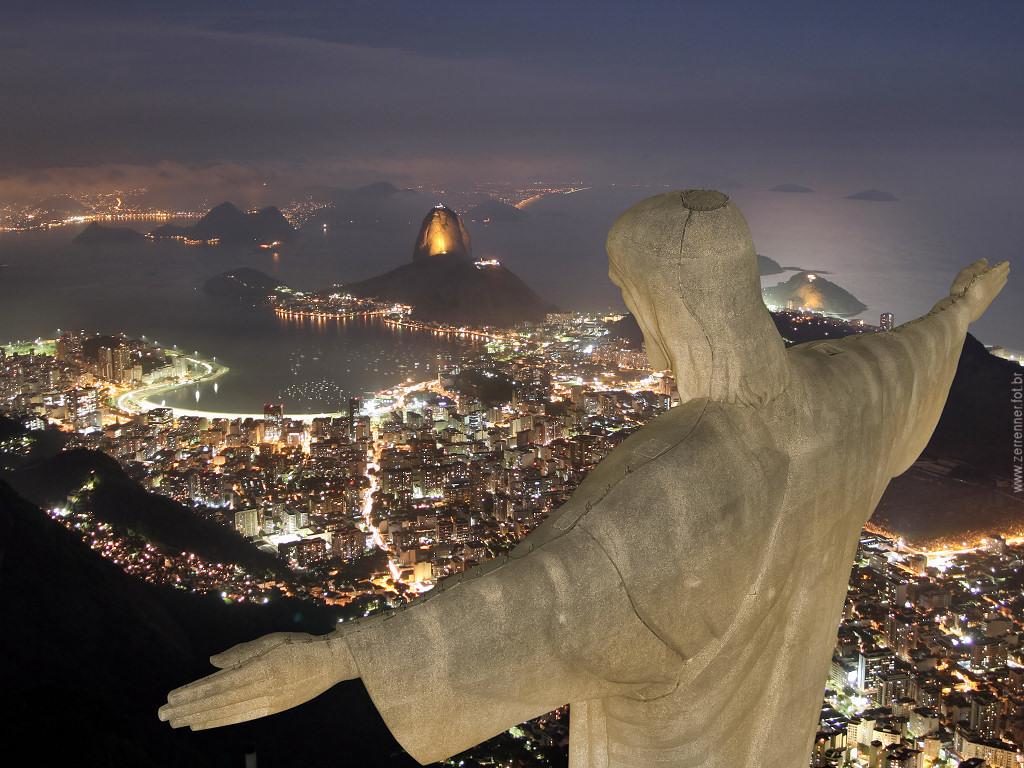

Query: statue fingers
<box><xmin>990</xmin><ymin>260</ymin><xmax>1011</xmax><ymax>290</ymax></box>
<box><xmin>160</xmin><ymin>678</ymin><xmax>269</xmax><ymax>723</ymax></box>
<box><xmin>210</xmin><ymin>632</ymin><xmax>309</xmax><ymax>669</ymax></box>
<box><xmin>190</xmin><ymin>711</ymin><xmax>269</xmax><ymax>731</ymax></box>
<box><xmin>174</xmin><ymin>696</ymin><xmax>274</xmax><ymax>731</ymax></box>
<box><xmin>166</xmin><ymin>660</ymin><xmax>274</xmax><ymax>707</ymax></box>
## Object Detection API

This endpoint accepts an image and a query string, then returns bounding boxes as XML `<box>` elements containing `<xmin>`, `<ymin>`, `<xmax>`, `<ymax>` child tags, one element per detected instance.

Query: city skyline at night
<box><xmin>1</xmin><ymin>3</ymin><xmax>1022</xmax><ymax>767</ymax></box>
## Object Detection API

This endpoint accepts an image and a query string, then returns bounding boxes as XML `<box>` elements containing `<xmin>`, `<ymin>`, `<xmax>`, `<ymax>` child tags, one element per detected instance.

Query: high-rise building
<box><xmin>98</xmin><ymin>346</ymin><xmax>113</xmax><ymax>380</ymax></box>
<box><xmin>877</xmin><ymin>671</ymin><xmax>918</xmax><ymax>708</ymax></box>
<box><xmin>880</xmin><ymin>312</ymin><xmax>895</xmax><ymax>332</ymax></box>
<box><xmin>332</xmin><ymin>528</ymin><xmax>367</xmax><ymax>561</ymax></box>
<box><xmin>55</xmin><ymin>332</ymin><xmax>82</xmax><ymax>363</ymax></box>
<box><xmin>953</xmin><ymin>725</ymin><xmax>1017</xmax><ymax>768</ymax></box>
<box><xmin>970</xmin><ymin>694</ymin><xmax>1001</xmax><ymax>741</ymax></box>
<box><xmin>66</xmin><ymin>387</ymin><xmax>101</xmax><ymax>432</ymax></box>
<box><xmin>233</xmin><ymin>508</ymin><xmax>261</xmax><ymax>539</ymax></box>
<box><xmin>264</xmin><ymin>402</ymin><xmax>284</xmax><ymax>443</ymax></box>
<box><xmin>113</xmin><ymin>345</ymin><xmax>132</xmax><ymax>383</ymax></box>
<box><xmin>857</xmin><ymin>648</ymin><xmax>896</xmax><ymax>693</ymax></box>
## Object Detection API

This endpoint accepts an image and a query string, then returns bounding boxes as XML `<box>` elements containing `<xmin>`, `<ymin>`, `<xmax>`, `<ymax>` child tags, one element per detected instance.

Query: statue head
<box><xmin>607</xmin><ymin>189</ymin><xmax>789</xmax><ymax>406</ymax></box>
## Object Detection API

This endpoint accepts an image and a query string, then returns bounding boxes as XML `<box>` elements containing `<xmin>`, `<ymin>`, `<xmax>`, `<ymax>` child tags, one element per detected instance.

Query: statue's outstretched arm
<box><xmin>832</xmin><ymin>259</ymin><xmax>1008</xmax><ymax>478</ymax></box>
<box><xmin>160</xmin><ymin>524</ymin><xmax>680</xmax><ymax>764</ymax></box>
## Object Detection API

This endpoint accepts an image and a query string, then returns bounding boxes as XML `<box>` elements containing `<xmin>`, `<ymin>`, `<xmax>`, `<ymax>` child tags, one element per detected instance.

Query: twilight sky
<box><xmin>2</xmin><ymin>0</ymin><xmax>1022</xmax><ymax>199</ymax></box>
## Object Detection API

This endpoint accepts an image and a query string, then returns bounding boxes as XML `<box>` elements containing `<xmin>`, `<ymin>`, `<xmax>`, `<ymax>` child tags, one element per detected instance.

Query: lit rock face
<box><xmin>762</xmin><ymin>270</ymin><xmax>868</xmax><ymax>317</ymax></box>
<box><xmin>413</xmin><ymin>204</ymin><xmax>471</xmax><ymax>262</ymax></box>
<box><xmin>344</xmin><ymin>202</ymin><xmax>551</xmax><ymax>325</ymax></box>
<box><xmin>161</xmin><ymin>190</ymin><xmax>1009</xmax><ymax>768</ymax></box>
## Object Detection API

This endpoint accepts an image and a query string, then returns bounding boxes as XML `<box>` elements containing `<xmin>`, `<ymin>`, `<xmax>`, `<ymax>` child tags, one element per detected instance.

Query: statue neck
<box><xmin>670</xmin><ymin>305</ymin><xmax>789</xmax><ymax>408</ymax></box>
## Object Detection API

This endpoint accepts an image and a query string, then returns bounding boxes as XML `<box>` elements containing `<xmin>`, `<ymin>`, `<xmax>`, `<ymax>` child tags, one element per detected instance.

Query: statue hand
<box><xmin>949</xmin><ymin>259</ymin><xmax>1010</xmax><ymax>322</ymax></box>
<box><xmin>158</xmin><ymin>631</ymin><xmax>358</xmax><ymax>730</ymax></box>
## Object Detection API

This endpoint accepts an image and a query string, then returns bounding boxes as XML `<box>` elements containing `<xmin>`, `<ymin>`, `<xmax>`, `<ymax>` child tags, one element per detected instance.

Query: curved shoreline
<box><xmin>118</xmin><ymin>353</ymin><xmax>438</xmax><ymax>422</ymax></box>
<box><xmin>129</xmin><ymin>314</ymin><xmax>499</xmax><ymax>421</ymax></box>
<box><xmin>119</xmin><ymin>359</ymin><xmax>354</xmax><ymax>422</ymax></box>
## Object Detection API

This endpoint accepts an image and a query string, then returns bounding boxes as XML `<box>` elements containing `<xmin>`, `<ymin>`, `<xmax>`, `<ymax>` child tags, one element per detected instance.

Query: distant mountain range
<box><xmin>151</xmin><ymin>202</ymin><xmax>295</xmax><ymax>245</ymax></box>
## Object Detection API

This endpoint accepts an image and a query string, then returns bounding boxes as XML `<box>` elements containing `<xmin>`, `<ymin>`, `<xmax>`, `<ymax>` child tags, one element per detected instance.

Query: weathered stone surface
<box><xmin>413</xmin><ymin>204</ymin><xmax>472</xmax><ymax>262</ymax></box>
<box><xmin>160</xmin><ymin>189</ymin><xmax>1009</xmax><ymax>768</ymax></box>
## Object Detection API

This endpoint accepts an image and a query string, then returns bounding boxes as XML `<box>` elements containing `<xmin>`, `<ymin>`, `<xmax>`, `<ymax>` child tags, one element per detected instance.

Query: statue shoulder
<box><xmin>510</xmin><ymin>399</ymin><xmax>711</xmax><ymax>557</ymax></box>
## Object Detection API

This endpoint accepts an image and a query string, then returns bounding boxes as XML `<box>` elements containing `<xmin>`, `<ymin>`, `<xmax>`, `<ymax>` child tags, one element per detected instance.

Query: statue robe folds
<box><xmin>341</xmin><ymin>284</ymin><xmax>975</xmax><ymax>768</ymax></box>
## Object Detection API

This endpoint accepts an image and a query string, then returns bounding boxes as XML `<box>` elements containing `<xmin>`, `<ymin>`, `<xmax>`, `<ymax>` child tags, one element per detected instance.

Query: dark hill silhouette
<box><xmin>81</xmin><ymin>333</ymin><xmax>124</xmax><ymax>361</ymax></box>
<box><xmin>0</xmin><ymin>480</ymin><xmax>415</xmax><ymax>768</ymax></box>
<box><xmin>0</xmin><ymin>416</ymin><xmax>66</xmax><ymax>468</ymax></box>
<box><xmin>151</xmin><ymin>203</ymin><xmax>295</xmax><ymax>245</ymax></box>
<box><xmin>350</xmin><ymin>181</ymin><xmax>401</xmax><ymax>199</ymax></box>
<box><xmin>151</xmin><ymin>221</ymin><xmax>189</xmax><ymax>238</ymax></box>
<box><xmin>925</xmin><ymin>333</ymin><xmax>1021</xmax><ymax>478</ymax></box>
<box><xmin>770</xmin><ymin>183</ymin><xmax>814</xmax><ymax>193</ymax></box>
<box><xmin>37</xmin><ymin>194</ymin><xmax>87</xmax><ymax>216</ymax></box>
<box><xmin>762</xmin><ymin>271</ymin><xmax>867</xmax><ymax>316</ymax></box>
<box><xmin>757</xmin><ymin>254</ymin><xmax>784</xmax><ymax>276</ymax></box>
<box><xmin>2</xmin><ymin>449</ymin><xmax>284</xmax><ymax>577</ymax></box>
<box><xmin>73</xmin><ymin>221</ymin><xmax>145</xmax><ymax>245</ymax></box>
<box><xmin>345</xmin><ymin>253</ymin><xmax>555</xmax><ymax>326</ymax></box>
<box><xmin>872</xmin><ymin>463</ymin><xmax>1024</xmax><ymax>545</ymax></box>
<box><xmin>191</xmin><ymin>202</ymin><xmax>252</xmax><ymax>240</ymax></box>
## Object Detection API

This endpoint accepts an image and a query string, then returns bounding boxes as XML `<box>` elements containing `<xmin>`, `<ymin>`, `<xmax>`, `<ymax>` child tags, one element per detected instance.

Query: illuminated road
<box><xmin>513</xmin><ymin>186</ymin><xmax>590</xmax><ymax>210</ymax></box>
<box><xmin>358</xmin><ymin>378</ymin><xmax>445</xmax><ymax>593</ymax></box>
<box><xmin>864</xmin><ymin>522</ymin><xmax>1024</xmax><ymax>568</ymax></box>
<box><xmin>360</xmin><ymin>450</ymin><xmax>401</xmax><ymax>583</ymax></box>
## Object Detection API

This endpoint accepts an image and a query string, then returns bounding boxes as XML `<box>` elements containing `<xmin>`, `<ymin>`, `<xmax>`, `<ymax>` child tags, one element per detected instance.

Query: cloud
<box><xmin>0</xmin><ymin>161</ymin><xmax>270</xmax><ymax>206</ymax></box>
<box><xmin>0</xmin><ymin>4</ymin><xmax>1021</xmax><ymax>198</ymax></box>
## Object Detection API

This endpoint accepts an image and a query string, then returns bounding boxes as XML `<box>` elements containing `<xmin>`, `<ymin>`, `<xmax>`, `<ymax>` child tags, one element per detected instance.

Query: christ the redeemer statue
<box><xmin>160</xmin><ymin>189</ymin><xmax>1009</xmax><ymax>767</ymax></box>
